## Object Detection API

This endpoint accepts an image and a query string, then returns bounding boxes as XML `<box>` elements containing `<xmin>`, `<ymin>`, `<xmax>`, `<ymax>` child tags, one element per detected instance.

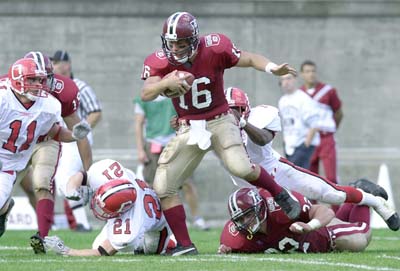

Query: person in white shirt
<box><xmin>223</xmin><ymin>87</ymin><xmax>399</xmax><ymax>231</ymax></box>
<box><xmin>44</xmin><ymin>159</ymin><xmax>174</xmax><ymax>256</ymax></box>
<box><xmin>0</xmin><ymin>58</ymin><xmax>90</xmax><ymax>238</ymax></box>
<box><xmin>278</xmin><ymin>74</ymin><xmax>320</xmax><ymax>169</ymax></box>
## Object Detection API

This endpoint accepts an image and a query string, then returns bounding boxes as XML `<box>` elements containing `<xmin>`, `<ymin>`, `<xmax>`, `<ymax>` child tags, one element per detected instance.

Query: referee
<box><xmin>51</xmin><ymin>50</ymin><xmax>102</xmax><ymax>232</ymax></box>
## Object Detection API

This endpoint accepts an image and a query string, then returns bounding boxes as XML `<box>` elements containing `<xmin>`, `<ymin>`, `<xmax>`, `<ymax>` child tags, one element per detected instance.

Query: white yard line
<box><xmin>379</xmin><ymin>255</ymin><xmax>400</xmax><ymax>261</ymax></box>
<box><xmin>0</xmin><ymin>253</ymin><xmax>399</xmax><ymax>271</ymax></box>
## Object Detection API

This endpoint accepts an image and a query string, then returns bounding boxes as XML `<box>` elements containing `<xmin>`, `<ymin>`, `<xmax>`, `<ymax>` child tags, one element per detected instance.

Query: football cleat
<box><xmin>350</xmin><ymin>178</ymin><xmax>388</xmax><ymax>200</ymax></box>
<box><xmin>373</xmin><ymin>197</ymin><xmax>400</xmax><ymax>231</ymax></box>
<box><xmin>274</xmin><ymin>189</ymin><xmax>301</xmax><ymax>220</ymax></box>
<box><xmin>30</xmin><ymin>232</ymin><xmax>46</xmax><ymax>254</ymax></box>
<box><xmin>0</xmin><ymin>198</ymin><xmax>15</xmax><ymax>238</ymax></box>
<box><xmin>165</xmin><ymin>243</ymin><xmax>198</xmax><ymax>256</ymax></box>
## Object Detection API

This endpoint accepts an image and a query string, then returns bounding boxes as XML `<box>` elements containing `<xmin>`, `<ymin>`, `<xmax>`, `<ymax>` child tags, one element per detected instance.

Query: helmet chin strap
<box><xmin>24</xmin><ymin>92</ymin><xmax>38</xmax><ymax>101</ymax></box>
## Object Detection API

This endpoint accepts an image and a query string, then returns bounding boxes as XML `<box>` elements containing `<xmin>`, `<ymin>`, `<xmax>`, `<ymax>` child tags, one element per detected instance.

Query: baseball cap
<box><xmin>51</xmin><ymin>50</ymin><xmax>70</xmax><ymax>62</ymax></box>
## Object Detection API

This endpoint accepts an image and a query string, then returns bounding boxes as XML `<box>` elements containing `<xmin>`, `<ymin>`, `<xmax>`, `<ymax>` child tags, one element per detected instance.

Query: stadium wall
<box><xmin>1</xmin><ymin>0</ymin><xmax>399</xmax><ymax>219</ymax></box>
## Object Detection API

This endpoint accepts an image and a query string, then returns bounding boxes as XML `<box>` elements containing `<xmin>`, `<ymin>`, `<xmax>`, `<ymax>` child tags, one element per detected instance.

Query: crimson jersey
<box><xmin>300</xmin><ymin>82</ymin><xmax>341</xmax><ymax>113</ymax></box>
<box><xmin>220</xmin><ymin>189</ymin><xmax>332</xmax><ymax>253</ymax></box>
<box><xmin>0</xmin><ymin>74</ymin><xmax>79</xmax><ymax>118</ymax></box>
<box><xmin>142</xmin><ymin>33</ymin><xmax>241</xmax><ymax>120</ymax></box>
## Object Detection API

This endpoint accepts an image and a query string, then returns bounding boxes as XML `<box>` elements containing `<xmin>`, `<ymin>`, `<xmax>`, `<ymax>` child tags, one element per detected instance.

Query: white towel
<box><xmin>186</xmin><ymin>120</ymin><xmax>212</xmax><ymax>150</ymax></box>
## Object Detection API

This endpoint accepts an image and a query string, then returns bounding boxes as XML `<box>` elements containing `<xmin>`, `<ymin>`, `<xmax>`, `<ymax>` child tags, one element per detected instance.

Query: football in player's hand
<box><xmin>162</xmin><ymin>71</ymin><xmax>195</xmax><ymax>98</ymax></box>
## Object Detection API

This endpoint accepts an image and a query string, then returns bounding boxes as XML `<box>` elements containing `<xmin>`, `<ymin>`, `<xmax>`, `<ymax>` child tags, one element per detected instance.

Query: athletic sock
<box><xmin>340</xmin><ymin>186</ymin><xmax>363</xmax><ymax>203</ymax></box>
<box><xmin>36</xmin><ymin>199</ymin><xmax>54</xmax><ymax>237</ymax></box>
<box><xmin>163</xmin><ymin>205</ymin><xmax>192</xmax><ymax>247</ymax></box>
<box><xmin>358</xmin><ymin>190</ymin><xmax>381</xmax><ymax>208</ymax></box>
<box><xmin>250</xmin><ymin>166</ymin><xmax>283</xmax><ymax>196</ymax></box>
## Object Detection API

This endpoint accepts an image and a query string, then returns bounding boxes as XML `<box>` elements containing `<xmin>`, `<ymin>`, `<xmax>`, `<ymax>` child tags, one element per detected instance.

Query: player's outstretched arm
<box><xmin>45</xmin><ymin>236</ymin><xmax>117</xmax><ymax>256</ymax></box>
<box><xmin>236</xmin><ymin>51</ymin><xmax>297</xmax><ymax>76</ymax></box>
<box><xmin>289</xmin><ymin>204</ymin><xmax>335</xmax><ymax>234</ymax></box>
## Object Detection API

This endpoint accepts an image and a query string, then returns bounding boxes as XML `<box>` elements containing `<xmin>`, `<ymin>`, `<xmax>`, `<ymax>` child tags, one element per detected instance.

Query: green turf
<box><xmin>0</xmin><ymin>228</ymin><xmax>399</xmax><ymax>271</ymax></box>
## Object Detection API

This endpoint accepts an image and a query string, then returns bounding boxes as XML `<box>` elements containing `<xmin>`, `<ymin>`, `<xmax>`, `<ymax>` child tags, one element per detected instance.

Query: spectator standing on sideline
<box><xmin>134</xmin><ymin>95</ymin><xmax>209</xmax><ymax>230</ymax></box>
<box><xmin>300</xmin><ymin>60</ymin><xmax>343</xmax><ymax>184</ymax></box>
<box><xmin>52</xmin><ymin>50</ymin><xmax>102</xmax><ymax>231</ymax></box>
<box><xmin>278</xmin><ymin>74</ymin><xmax>321</xmax><ymax>169</ymax></box>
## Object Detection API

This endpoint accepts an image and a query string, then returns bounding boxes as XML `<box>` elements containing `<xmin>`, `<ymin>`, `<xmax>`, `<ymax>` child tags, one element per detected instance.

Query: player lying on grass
<box><xmin>44</xmin><ymin>160</ymin><xmax>175</xmax><ymax>256</ymax></box>
<box><xmin>218</xmin><ymin>187</ymin><xmax>372</xmax><ymax>254</ymax></box>
<box><xmin>222</xmin><ymin>87</ymin><xmax>399</xmax><ymax>231</ymax></box>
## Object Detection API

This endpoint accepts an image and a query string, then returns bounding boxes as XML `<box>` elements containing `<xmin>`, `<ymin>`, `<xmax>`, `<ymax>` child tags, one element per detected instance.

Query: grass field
<box><xmin>0</xmin><ymin>228</ymin><xmax>399</xmax><ymax>271</ymax></box>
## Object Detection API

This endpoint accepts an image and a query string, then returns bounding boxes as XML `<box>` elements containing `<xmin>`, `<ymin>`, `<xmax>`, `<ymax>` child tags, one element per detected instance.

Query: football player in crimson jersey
<box><xmin>218</xmin><ymin>187</ymin><xmax>372</xmax><ymax>254</ymax></box>
<box><xmin>141</xmin><ymin>11</ymin><xmax>298</xmax><ymax>255</ymax></box>
<box><xmin>224</xmin><ymin>87</ymin><xmax>399</xmax><ymax>231</ymax></box>
<box><xmin>44</xmin><ymin>160</ymin><xmax>174</xmax><ymax>256</ymax></box>
<box><xmin>2</xmin><ymin>52</ymin><xmax>93</xmax><ymax>254</ymax></box>
<box><xmin>0</xmin><ymin>58</ymin><xmax>90</xmax><ymax>239</ymax></box>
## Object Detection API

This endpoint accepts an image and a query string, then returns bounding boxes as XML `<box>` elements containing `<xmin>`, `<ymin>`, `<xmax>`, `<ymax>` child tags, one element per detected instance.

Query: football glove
<box><xmin>44</xmin><ymin>236</ymin><xmax>70</xmax><ymax>255</ymax></box>
<box><xmin>72</xmin><ymin>120</ymin><xmax>91</xmax><ymax>140</ymax></box>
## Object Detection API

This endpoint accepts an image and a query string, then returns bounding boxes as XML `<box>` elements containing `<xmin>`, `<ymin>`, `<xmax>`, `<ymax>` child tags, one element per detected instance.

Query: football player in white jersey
<box><xmin>223</xmin><ymin>87</ymin><xmax>399</xmax><ymax>231</ymax></box>
<box><xmin>44</xmin><ymin>159</ymin><xmax>174</xmax><ymax>256</ymax></box>
<box><xmin>0</xmin><ymin>58</ymin><xmax>90</xmax><ymax>238</ymax></box>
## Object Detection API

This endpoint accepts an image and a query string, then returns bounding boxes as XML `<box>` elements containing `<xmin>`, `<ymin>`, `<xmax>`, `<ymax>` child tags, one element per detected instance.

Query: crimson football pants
<box><xmin>309</xmin><ymin>133</ymin><xmax>337</xmax><ymax>184</ymax></box>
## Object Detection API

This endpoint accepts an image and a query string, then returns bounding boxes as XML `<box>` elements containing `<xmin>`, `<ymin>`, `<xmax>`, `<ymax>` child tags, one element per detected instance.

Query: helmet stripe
<box><xmin>100</xmin><ymin>183</ymin><xmax>135</xmax><ymax>202</ymax></box>
<box><xmin>169</xmin><ymin>12</ymin><xmax>186</xmax><ymax>38</ymax></box>
<box><xmin>225</xmin><ymin>87</ymin><xmax>233</xmax><ymax>104</ymax></box>
<box><xmin>228</xmin><ymin>189</ymin><xmax>240</xmax><ymax>216</ymax></box>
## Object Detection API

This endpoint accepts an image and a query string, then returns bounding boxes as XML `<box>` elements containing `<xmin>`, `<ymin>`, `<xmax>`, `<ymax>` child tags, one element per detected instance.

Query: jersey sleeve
<box><xmin>329</xmin><ymin>88</ymin><xmax>342</xmax><ymax>112</ymax></box>
<box><xmin>206</xmin><ymin>33</ymin><xmax>241</xmax><ymax>69</ymax></box>
<box><xmin>54</xmin><ymin>76</ymin><xmax>80</xmax><ymax>117</ymax></box>
<box><xmin>141</xmin><ymin>50</ymin><xmax>170</xmax><ymax>80</ymax></box>
<box><xmin>248</xmin><ymin>105</ymin><xmax>281</xmax><ymax>132</ymax></box>
<box><xmin>292</xmin><ymin>191</ymin><xmax>313</xmax><ymax>222</ymax></box>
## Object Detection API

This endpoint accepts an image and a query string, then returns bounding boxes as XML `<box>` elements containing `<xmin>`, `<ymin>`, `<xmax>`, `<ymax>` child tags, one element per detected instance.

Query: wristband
<box><xmin>307</xmin><ymin>219</ymin><xmax>322</xmax><ymax>230</ymax></box>
<box><xmin>239</xmin><ymin>117</ymin><xmax>247</xmax><ymax>128</ymax></box>
<box><xmin>265</xmin><ymin>62</ymin><xmax>278</xmax><ymax>74</ymax></box>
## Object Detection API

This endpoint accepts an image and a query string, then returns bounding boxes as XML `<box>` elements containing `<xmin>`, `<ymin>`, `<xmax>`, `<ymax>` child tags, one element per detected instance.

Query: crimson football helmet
<box><xmin>161</xmin><ymin>11</ymin><xmax>199</xmax><ymax>65</ymax></box>
<box><xmin>24</xmin><ymin>51</ymin><xmax>55</xmax><ymax>92</ymax></box>
<box><xmin>8</xmin><ymin>58</ymin><xmax>48</xmax><ymax>101</ymax></box>
<box><xmin>228</xmin><ymin>188</ymin><xmax>267</xmax><ymax>235</ymax></box>
<box><xmin>224</xmin><ymin>87</ymin><xmax>251</xmax><ymax>118</ymax></box>
<box><xmin>91</xmin><ymin>179</ymin><xmax>137</xmax><ymax>221</ymax></box>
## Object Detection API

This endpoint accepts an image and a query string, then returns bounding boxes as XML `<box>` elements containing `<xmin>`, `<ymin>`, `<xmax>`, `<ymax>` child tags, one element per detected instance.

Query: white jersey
<box><xmin>105</xmin><ymin>179</ymin><xmax>169</xmax><ymax>253</ymax></box>
<box><xmin>244</xmin><ymin>105</ymin><xmax>282</xmax><ymax>173</ymax></box>
<box><xmin>87</xmin><ymin>159</ymin><xmax>170</xmax><ymax>254</ymax></box>
<box><xmin>237</xmin><ymin>105</ymin><xmax>348</xmax><ymax>206</ymax></box>
<box><xmin>278</xmin><ymin>89</ymin><xmax>320</xmax><ymax>156</ymax></box>
<box><xmin>0</xmin><ymin>81</ymin><xmax>61</xmax><ymax>171</ymax></box>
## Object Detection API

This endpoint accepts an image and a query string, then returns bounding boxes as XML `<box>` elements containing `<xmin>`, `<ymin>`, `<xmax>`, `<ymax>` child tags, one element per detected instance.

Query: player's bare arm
<box><xmin>134</xmin><ymin>112</ymin><xmax>149</xmax><ymax>164</ymax></box>
<box><xmin>236</xmin><ymin>51</ymin><xmax>297</xmax><ymax>76</ymax></box>
<box><xmin>232</xmin><ymin>108</ymin><xmax>274</xmax><ymax>146</ymax></box>
<box><xmin>66</xmin><ymin>172</ymin><xmax>85</xmax><ymax>198</ymax></box>
<box><xmin>45</xmin><ymin>236</ymin><xmax>117</xmax><ymax>256</ymax></box>
<box><xmin>334</xmin><ymin>107</ymin><xmax>344</xmax><ymax>128</ymax></box>
<box><xmin>289</xmin><ymin>204</ymin><xmax>335</xmax><ymax>234</ymax></box>
<box><xmin>86</xmin><ymin>111</ymin><xmax>102</xmax><ymax>129</ymax></box>
<box><xmin>64</xmin><ymin>112</ymin><xmax>93</xmax><ymax>170</ymax></box>
<box><xmin>141</xmin><ymin>71</ymin><xmax>191</xmax><ymax>101</ymax></box>
<box><xmin>305</xmin><ymin>127</ymin><xmax>319</xmax><ymax>147</ymax></box>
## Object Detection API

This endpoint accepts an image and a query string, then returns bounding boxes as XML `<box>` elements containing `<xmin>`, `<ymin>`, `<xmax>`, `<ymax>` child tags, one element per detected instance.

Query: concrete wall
<box><xmin>1</xmin><ymin>0</ymin><xmax>399</xmax><ymax>218</ymax></box>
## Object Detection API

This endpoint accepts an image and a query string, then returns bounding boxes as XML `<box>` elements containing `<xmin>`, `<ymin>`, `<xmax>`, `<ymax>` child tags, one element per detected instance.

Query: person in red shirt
<box><xmin>218</xmin><ymin>187</ymin><xmax>372</xmax><ymax>254</ymax></box>
<box><xmin>300</xmin><ymin>60</ymin><xmax>343</xmax><ymax>184</ymax></box>
<box><xmin>141</xmin><ymin>11</ymin><xmax>297</xmax><ymax>255</ymax></box>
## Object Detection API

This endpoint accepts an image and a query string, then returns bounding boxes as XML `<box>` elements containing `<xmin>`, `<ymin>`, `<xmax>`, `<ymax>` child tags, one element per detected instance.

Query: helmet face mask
<box><xmin>228</xmin><ymin>188</ymin><xmax>267</xmax><ymax>235</ymax></box>
<box><xmin>8</xmin><ymin>58</ymin><xmax>49</xmax><ymax>101</ymax></box>
<box><xmin>161</xmin><ymin>12</ymin><xmax>199</xmax><ymax>65</ymax></box>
